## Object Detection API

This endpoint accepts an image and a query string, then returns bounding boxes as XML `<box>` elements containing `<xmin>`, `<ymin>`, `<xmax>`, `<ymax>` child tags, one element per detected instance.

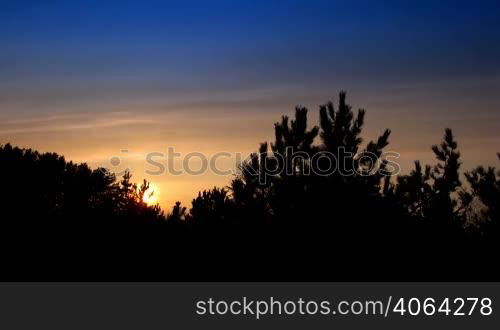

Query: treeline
<box><xmin>2</xmin><ymin>91</ymin><xmax>500</xmax><ymax>280</ymax></box>
<box><xmin>0</xmin><ymin>144</ymin><xmax>164</xmax><ymax>224</ymax></box>
<box><xmin>1</xmin><ymin>92</ymin><xmax>498</xmax><ymax>244</ymax></box>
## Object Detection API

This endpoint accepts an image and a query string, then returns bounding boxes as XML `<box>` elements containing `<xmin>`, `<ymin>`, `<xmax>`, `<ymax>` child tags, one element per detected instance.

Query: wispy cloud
<box><xmin>0</xmin><ymin>112</ymin><xmax>155</xmax><ymax>134</ymax></box>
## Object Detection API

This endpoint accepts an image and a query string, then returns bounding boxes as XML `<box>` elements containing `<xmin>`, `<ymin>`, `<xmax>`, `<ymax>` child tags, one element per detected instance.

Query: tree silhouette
<box><xmin>1</xmin><ymin>91</ymin><xmax>499</xmax><ymax>281</ymax></box>
<box><xmin>188</xmin><ymin>187</ymin><xmax>234</xmax><ymax>227</ymax></box>
<box><xmin>166</xmin><ymin>201</ymin><xmax>187</xmax><ymax>225</ymax></box>
<box><xmin>0</xmin><ymin>144</ymin><xmax>164</xmax><ymax>224</ymax></box>
<box><xmin>395</xmin><ymin>160</ymin><xmax>433</xmax><ymax>217</ymax></box>
<box><xmin>429</xmin><ymin>128</ymin><xmax>463</xmax><ymax>225</ymax></box>
<box><xmin>463</xmin><ymin>153</ymin><xmax>500</xmax><ymax>240</ymax></box>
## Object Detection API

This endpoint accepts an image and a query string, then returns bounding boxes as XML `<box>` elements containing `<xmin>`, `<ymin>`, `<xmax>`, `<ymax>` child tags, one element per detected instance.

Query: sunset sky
<box><xmin>1</xmin><ymin>0</ymin><xmax>499</xmax><ymax>208</ymax></box>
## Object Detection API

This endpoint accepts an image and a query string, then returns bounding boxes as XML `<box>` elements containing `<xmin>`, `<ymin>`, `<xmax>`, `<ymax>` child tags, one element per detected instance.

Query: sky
<box><xmin>1</xmin><ymin>0</ymin><xmax>499</xmax><ymax>208</ymax></box>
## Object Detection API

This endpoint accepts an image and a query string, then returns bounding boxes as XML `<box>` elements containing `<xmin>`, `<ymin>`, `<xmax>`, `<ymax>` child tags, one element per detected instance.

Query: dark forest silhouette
<box><xmin>1</xmin><ymin>92</ymin><xmax>499</xmax><ymax>281</ymax></box>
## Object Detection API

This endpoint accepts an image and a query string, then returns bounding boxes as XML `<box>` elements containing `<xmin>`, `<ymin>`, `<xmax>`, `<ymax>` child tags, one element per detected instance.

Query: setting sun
<box><xmin>143</xmin><ymin>184</ymin><xmax>159</xmax><ymax>205</ymax></box>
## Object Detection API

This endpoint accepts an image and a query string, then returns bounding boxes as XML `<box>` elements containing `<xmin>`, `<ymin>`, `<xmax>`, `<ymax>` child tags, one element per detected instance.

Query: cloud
<box><xmin>0</xmin><ymin>112</ymin><xmax>155</xmax><ymax>134</ymax></box>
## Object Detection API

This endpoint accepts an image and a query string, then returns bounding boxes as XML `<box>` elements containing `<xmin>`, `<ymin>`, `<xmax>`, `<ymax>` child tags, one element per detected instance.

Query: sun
<box><xmin>143</xmin><ymin>184</ymin><xmax>159</xmax><ymax>205</ymax></box>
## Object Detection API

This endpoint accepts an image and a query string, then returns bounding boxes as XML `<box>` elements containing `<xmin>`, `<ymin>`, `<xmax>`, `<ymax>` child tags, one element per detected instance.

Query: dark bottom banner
<box><xmin>0</xmin><ymin>283</ymin><xmax>498</xmax><ymax>329</ymax></box>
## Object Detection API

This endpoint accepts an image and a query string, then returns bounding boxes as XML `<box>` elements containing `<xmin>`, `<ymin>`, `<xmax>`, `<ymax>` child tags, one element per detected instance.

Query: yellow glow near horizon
<box><xmin>143</xmin><ymin>183</ymin><xmax>159</xmax><ymax>205</ymax></box>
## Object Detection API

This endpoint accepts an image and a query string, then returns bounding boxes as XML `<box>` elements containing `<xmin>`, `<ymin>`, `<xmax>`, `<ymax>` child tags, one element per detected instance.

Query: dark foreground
<box><xmin>1</xmin><ymin>219</ymin><xmax>497</xmax><ymax>282</ymax></box>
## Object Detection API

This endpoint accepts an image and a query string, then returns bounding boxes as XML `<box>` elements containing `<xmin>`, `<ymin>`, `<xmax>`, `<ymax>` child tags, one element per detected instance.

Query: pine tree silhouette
<box><xmin>463</xmin><ymin>153</ymin><xmax>500</xmax><ymax>240</ymax></box>
<box><xmin>2</xmin><ymin>92</ymin><xmax>500</xmax><ymax>281</ymax></box>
